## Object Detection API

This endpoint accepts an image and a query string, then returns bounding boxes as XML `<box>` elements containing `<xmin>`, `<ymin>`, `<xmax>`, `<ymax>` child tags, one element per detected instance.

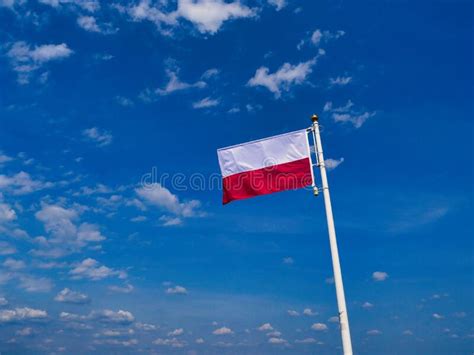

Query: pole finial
<box><xmin>311</xmin><ymin>114</ymin><xmax>319</xmax><ymax>122</ymax></box>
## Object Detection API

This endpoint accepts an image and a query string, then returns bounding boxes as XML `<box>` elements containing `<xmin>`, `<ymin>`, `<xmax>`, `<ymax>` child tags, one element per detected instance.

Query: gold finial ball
<box><xmin>311</xmin><ymin>114</ymin><xmax>319</xmax><ymax>122</ymax></box>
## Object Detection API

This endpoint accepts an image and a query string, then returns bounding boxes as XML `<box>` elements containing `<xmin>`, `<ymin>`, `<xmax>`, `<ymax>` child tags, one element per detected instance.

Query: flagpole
<box><xmin>311</xmin><ymin>114</ymin><xmax>353</xmax><ymax>355</ymax></box>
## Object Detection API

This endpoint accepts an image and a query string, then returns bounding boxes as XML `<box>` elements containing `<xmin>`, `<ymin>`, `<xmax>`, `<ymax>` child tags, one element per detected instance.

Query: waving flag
<box><xmin>217</xmin><ymin>129</ymin><xmax>313</xmax><ymax>204</ymax></box>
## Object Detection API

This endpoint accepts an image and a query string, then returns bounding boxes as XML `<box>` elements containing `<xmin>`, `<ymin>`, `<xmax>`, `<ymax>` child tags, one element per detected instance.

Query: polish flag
<box><xmin>217</xmin><ymin>130</ymin><xmax>314</xmax><ymax>204</ymax></box>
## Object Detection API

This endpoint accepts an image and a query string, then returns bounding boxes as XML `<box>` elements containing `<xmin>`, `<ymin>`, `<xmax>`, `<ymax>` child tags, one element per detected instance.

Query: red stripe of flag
<box><xmin>222</xmin><ymin>158</ymin><xmax>313</xmax><ymax>204</ymax></box>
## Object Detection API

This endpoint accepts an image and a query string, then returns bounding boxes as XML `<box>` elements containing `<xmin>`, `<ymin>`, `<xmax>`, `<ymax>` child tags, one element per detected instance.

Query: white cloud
<box><xmin>18</xmin><ymin>275</ymin><xmax>53</xmax><ymax>292</ymax></box>
<box><xmin>93</xmin><ymin>338</ymin><xmax>138</xmax><ymax>347</ymax></box>
<box><xmin>153</xmin><ymin>337</ymin><xmax>186</xmax><ymax>347</ymax></box>
<box><xmin>136</xmin><ymin>183</ymin><xmax>202</xmax><ymax>218</ymax></box>
<box><xmin>325</xmin><ymin>158</ymin><xmax>344</xmax><ymax>170</ymax></box>
<box><xmin>258</xmin><ymin>323</ymin><xmax>273</xmax><ymax>331</ymax></box>
<box><xmin>94</xmin><ymin>310</ymin><xmax>134</xmax><ymax>324</ymax></box>
<box><xmin>177</xmin><ymin>0</ymin><xmax>255</xmax><ymax>34</ymax></box>
<box><xmin>168</xmin><ymin>328</ymin><xmax>184</xmax><ymax>336</ymax></box>
<box><xmin>54</xmin><ymin>288</ymin><xmax>90</xmax><ymax>304</ymax></box>
<box><xmin>287</xmin><ymin>310</ymin><xmax>299</xmax><ymax>316</ymax></box>
<box><xmin>324</xmin><ymin>100</ymin><xmax>375</xmax><ymax>129</ymax></box>
<box><xmin>432</xmin><ymin>313</ymin><xmax>444</xmax><ymax>320</ymax></box>
<box><xmin>330</xmin><ymin>76</ymin><xmax>352</xmax><ymax>86</ymax></box>
<box><xmin>311</xmin><ymin>29</ymin><xmax>345</xmax><ymax>46</ymax></box>
<box><xmin>192</xmin><ymin>97</ymin><xmax>220</xmax><ymax>109</ymax></box>
<box><xmin>16</xmin><ymin>327</ymin><xmax>33</xmax><ymax>336</ymax></box>
<box><xmin>116</xmin><ymin>96</ymin><xmax>134</xmax><ymax>107</ymax></box>
<box><xmin>195</xmin><ymin>337</ymin><xmax>205</xmax><ymax>344</ymax></box>
<box><xmin>6</xmin><ymin>41</ymin><xmax>73</xmax><ymax>84</ymax></box>
<box><xmin>3</xmin><ymin>258</ymin><xmax>25</xmax><ymax>270</ymax></box>
<box><xmin>35</xmin><ymin>204</ymin><xmax>78</xmax><ymax>243</ymax></box>
<box><xmin>311</xmin><ymin>323</ymin><xmax>328</xmax><ymax>331</ymax></box>
<box><xmin>34</xmin><ymin>204</ymin><xmax>105</xmax><ymax>257</ymax></box>
<box><xmin>77</xmin><ymin>16</ymin><xmax>117</xmax><ymax>34</ymax></box>
<box><xmin>0</xmin><ymin>241</ymin><xmax>16</xmax><ymax>255</ymax></box>
<box><xmin>82</xmin><ymin>127</ymin><xmax>113</xmax><ymax>147</ymax></box>
<box><xmin>362</xmin><ymin>302</ymin><xmax>374</xmax><ymax>309</ymax></box>
<box><xmin>69</xmin><ymin>258</ymin><xmax>126</xmax><ymax>281</ymax></box>
<box><xmin>303</xmin><ymin>308</ymin><xmax>317</xmax><ymax>316</ymax></box>
<box><xmin>0</xmin><ymin>171</ymin><xmax>52</xmax><ymax>195</ymax></box>
<box><xmin>35</xmin><ymin>261</ymin><xmax>68</xmax><ymax>269</ymax></box>
<box><xmin>116</xmin><ymin>0</ymin><xmax>177</xmax><ymax>28</ymax></box>
<box><xmin>0</xmin><ymin>297</ymin><xmax>8</xmax><ymax>306</ymax></box>
<box><xmin>39</xmin><ymin>0</ymin><xmax>100</xmax><ymax>12</ymax></box>
<box><xmin>282</xmin><ymin>256</ymin><xmax>294</xmax><ymax>264</ymax></box>
<box><xmin>268</xmin><ymin>337</ymin><xmax>287</xmax><ymax>344</ymax></box>
<box><xmin>157</xmin><ymin>69</ymin><xmax>206</xmax><ymax>96</ymax></box>
<box><xmin>130</xmin><ymin>215</ymin><xmax>147</xmax><ymax>223</ymax></box>
<box><xmin>402</xmin><ymin>330</ymin><xmax>413</xmax><ymax>336</ymax></box>
<box><xmin>77</xmin><ymin>16</ymin><xmax>100</xmax><ymax>32</ymax></box>
<box><xmin>59</xmin><ymin>311</ymin><xmax>87</xmax><ymax>322</ymax></box>
<box><xmin>267</xmin><ymin>0</ymin><xmax>286</xmax><ymax>10</ymax></box>
<box><xmin>213</xmin><ymin>326</ymin><xmax>233</xmax><ymax>335</ymax></box>
<box><xmin>108</xmin><ymin>284</ymin><xmax>134</xmax><ymax>294</ymax></box>
<box><xmin>159</xmin><ymin>215</ymin><xmax>183</xmax><ymax>227</ymax></box>
<box><xmin>265</xmin><ymin>331</ymin><xmax>280</xmax><ymax>338</ymax></box>
<box><xmin>135</xmin><ymin>322</ymin><xmax>157</xmax><ymax>331</ymax></box>
<box><xmin>0</xmin><ymin>0</ymin><xmax>21</xmax><ymax>8</ymax></box>
<box><xmin>0</xmin><ymin>152</ymin><xmax>13</xmax><ymax>164</ymax></box>
<box><xmin>0</xmin><ymin>307</ymin><xmax>47</xmax><ymax>323</ymax></box>
<box><xmin>201</xmin><ymin>68</ymin><xmax>219</xmax><ymax>79</ymax></box>
<box><xmin>60</xmin><ymin>309</ymin><xmax>134</xmax><ymax>325</ymax></box>
<box><xmin>323</xmin><ymin>100</ymin><xmax>353</xmax><ymax>113</ymax></box>
<box><xmin>0</xmin><ymin>203</ymin><xmax>16</xmax><ymax>222</ymax></box>
<box><xmin>119</xmin><ymin>0</ymin><xmax>254</xmax><ymax>35</ymax></box>
<box><xmin>247</xmin><ymin>57</ymin><xmax>317</xmax><ymax>98</ymax></box>
<box><xmin>333</xmin><ymin>112</ymin><xmax>376</xmax><ymax>129</ymax></box>
<box><xmin>372</xmin><ymin>271</ymin><xmax>388</xmax><ymax>282</ymax></box>
<box><xmin>367</xmin><ymin>329</ymin><xmax>382</xmax><ymax>335</ymax></box>
<box><xmin>166</xmin><ymin>285</ymin><xmax>188</xmax><ymax>294</ymax></box>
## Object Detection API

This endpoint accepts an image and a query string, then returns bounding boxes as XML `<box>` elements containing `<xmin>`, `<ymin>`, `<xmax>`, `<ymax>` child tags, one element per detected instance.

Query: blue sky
<box><xmin>0</xmin><ymin>0</ymin><xmax>472</xmax><ymax>353</ymax></box>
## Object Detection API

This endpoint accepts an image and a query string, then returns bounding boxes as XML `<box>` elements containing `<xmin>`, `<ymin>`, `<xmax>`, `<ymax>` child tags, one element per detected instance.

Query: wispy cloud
<box><xmin>33</xmin><ymin>204</ymin><xmax>105</xmax><ymax>257</ymax></box>
<box><xmin>329</xmin><ymin>76</ymin><xmax>352</xmax><ymax>86</ymax></box>
<box><xmin>157</xmin><ymin>69</ymin><xmax>206</xmax><ymax>96</ymax></box>
<box><xmin>6</xmin><ymin>41</ymin><xmax>73</xmax><ymax>84</ymax></box>
<box><xmin>267</xmin><ymin>0</ymin><xmax>286</xmax><ymax>11</ymax></box>
<box><xmin>213</xmin><ymin>326</ymin><xmax>233</xmax><ymax>335</ymax></box>
<box><xmin>82</xmin><ymin>127</ymin><xmax>113</xmax><ymax>147</ymax></box>
<box><xmin>367</xmin><ymin>329</ymin><xmax>382</xmax><ymax>335</ymax></box>
<box><xmin>54</xmin><ymin>288</ymin><xmax>90</xmax><ymax>304</ymax></box>
<box><xmin>136</xmin><ymin>183</ymin><xmax>204</xmax><ymax>225</ymax></box>
<box><xmin>193</xmin><ymin>97</ymin><xmax>220</xmax><ymax>109</ymax></box>
<box><xmin>39</xmin><ymin>0</ymin><xmax>100</xmax><ymax>12</ymax></box>
<box><xmin>372</xmin><ymin>271</ymin><xmax>389</xmax><ymax>282</ymax></box>
<box><xmin>0</xmin><ymin>171</ymin><xmax>52</xmax><ymax>195</ymax></box>
<box><xmin>311</xmin><ymin>323</ymin><xmax>328</xmax><ymax>331</ymax></box>
<box><xmin>324</xmin><ymin>100</ymin><xmax>375</xmax><ymax>128</ymax></box>
<box><xmin>297</xmin><ymin>29</ymin><xmax>345</xmax><ymax>50</ymax></box>
<box><xmin>0</xmin><ymin>307</ymin><xmax>47</xmax><ymax>323</ymax></box>
<box><xmin>77</xmin><ymin>16</ymin><xmax>117</xmax><ymax>34</ymax></box>
<box><xmin>69</xmin><ymin>258</ymin><xmax>126</xmax><ymax>281</ymax></box>
<box><xmin>247</xmin><ymin>56</ymin><xmax>320</xmax><ymax>98</ymax></box>
<box><xmin>325</xmin><ymin>157</ymin><xmax>344</xmax><ymax>170</ymax></box>
<box><xmin>118</xmin><ymin>0</ymin><xmax>256</xmax><ymax>35</ymax></box>
<box><xmin>166</xmin><ymin>285</ymin><xmax>188</xmax><ymax>295</ymax></box>
<box><xmin>60</xmin><ymin>309</ymin><xmax>134</xmax><ymax>324</ymax></box>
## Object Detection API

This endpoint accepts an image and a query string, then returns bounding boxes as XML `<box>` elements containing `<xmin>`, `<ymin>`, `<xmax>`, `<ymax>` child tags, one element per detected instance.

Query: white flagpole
<box><xmin>311</xmin><ymin>114</ymin><xmax>353</xmax><ymax>355</ymax></box>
